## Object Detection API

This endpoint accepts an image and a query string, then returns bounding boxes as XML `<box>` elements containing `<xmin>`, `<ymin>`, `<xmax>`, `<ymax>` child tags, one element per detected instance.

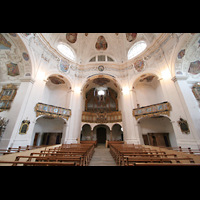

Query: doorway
<box><xmin>97</xmin><ymin>127</ymin><xmax>106</xmax><ymax>143</ymax></box>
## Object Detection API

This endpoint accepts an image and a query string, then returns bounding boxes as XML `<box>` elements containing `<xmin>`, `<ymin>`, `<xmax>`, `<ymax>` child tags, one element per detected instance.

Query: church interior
<box><xmin>0</xmin><ymin>33</ymin><xmax>200</xmax><ymax>166</ymax></box>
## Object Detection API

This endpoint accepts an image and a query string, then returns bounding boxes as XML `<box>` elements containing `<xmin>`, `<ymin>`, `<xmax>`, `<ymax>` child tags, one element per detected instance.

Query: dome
<box><xmin>41</xmin><ymin>33</ymin><xmax>160</xmax><ymax>64</ymax></box>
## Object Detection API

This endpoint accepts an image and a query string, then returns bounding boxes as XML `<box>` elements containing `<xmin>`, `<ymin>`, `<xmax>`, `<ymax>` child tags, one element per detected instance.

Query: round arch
<box><xmin>130</xmin><ymin>69</ymin><xmax>161</xmax><ymax>89</ymax></box>
<box><xmin>93</xmin><ymin>124</ymin><xmax>110</xmax><ymax>143</ymax></box>
<box><xmin>80</xmin><ymin>73</ymin><xmax>123</xmax><ymax>93</ymax></box>
<box><xmin>32</xmin><ymin>115</ymin><xmax>67</xmax><ymax>146</ymax></box>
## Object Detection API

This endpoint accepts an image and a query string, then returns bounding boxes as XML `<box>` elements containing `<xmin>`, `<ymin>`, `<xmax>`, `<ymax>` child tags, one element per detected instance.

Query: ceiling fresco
<box><xmin>95</xmin><ymin>35</ymin><xmax>108</xmax><ymax>51</ymax></box>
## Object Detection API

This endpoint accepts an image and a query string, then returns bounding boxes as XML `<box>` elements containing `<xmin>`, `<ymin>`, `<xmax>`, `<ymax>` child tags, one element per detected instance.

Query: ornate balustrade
<box><xmin>35</xmin><ymin>102</ymin><xmax>71</xmax><ymax>121</ymax></box>
<box><xmin>82</xmin><ymin>111</ymin><xmax>122</xmax><ymax>123</ymax></box>
<box><xmin>132</xmin><ymin>101</ymin><xmax>172</xmax><ymax>121</ymax></box>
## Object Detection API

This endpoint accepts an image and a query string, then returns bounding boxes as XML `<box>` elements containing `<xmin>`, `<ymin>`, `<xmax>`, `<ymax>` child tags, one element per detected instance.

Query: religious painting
<box><xmin>6</xmin><ymin>62</ymin><xmax>20</xmax><ymax>76</ymax></box>
<box><xmin>140</xmin><ymin>75</ymin><xmax>155</xmax><ymax>82</ymax></box>
<box><xmin>134</xmin><ymin>60</ymin><xmax>145</xmax><ymax>72</ymax></box>
<box><xmin>178</xmin><ymin>118</ymin><xmax>190</xmax><ymax>134</ymax></box>
<box><xmin>95</xmin><ymin>36</ymin><xmax>108</xmax><ymax>51</ymax></box>
<box><xmin>22</xmin><ymin>52</ymin><xmax>29</xmax><ymax>61</ymax></box>
<box><xmin>0</xmin><ymin>33</ymin><xmax>11</xmax><ymax>50</ymax></box>
<box><xmin>93</xmin><ymin>78</ymin><xmax>110</xmax><ymax>86</ymax></box>
<box><xmin>0</xmin><ymin>84</ymin><xmax>17</xmax><ymax>112</ymax></box>
<box><xmin>66</xmin><ymin>33</ymin><xmax>78</xmax><ymax>43</ymax></box>
<box><xmin>188</xmin><ymin>60</ymin><xmax>200</xmax><ymax>74</ymax></box>
<box><xmin>49</xmin><ymin>76</ymin><xmax>65</xmax><ymax>85</ymax></box>
<box><xmin>19</xmin><ymin>120</ymin><xmax>30</xmax><ymax>134</ymax></box>
<box><xmin>126</xmin><ymin>33</ymin><xmax>137</xmax><ymax>42</ymax></box>
<box><xmin>178</xmin><ymin>49</ymin><xmax>185</xmax><ymax>59</ymax></box>
<box><xmin>60</xmin><ymin>60</ymin><xmax>70</xmax><ymax>73</ymax></box>
<box><xmin>192</xmin><ymin>82</ymin><xmax>200</xmax><ymax>101</ymax></box>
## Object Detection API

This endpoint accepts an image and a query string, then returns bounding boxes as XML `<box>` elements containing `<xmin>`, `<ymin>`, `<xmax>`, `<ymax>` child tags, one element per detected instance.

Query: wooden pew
<box><xmin>0</xmin><ymin>143</ymin><xmax>95</xmax><ymax>166</ymax></box>
<box><xmin>0</xmin><ymin>160</ymin><xmax>76</xmax><ymax>166</ymax></box>
<box><xmin>133</xmin><ymin>163</ymin><xmax>200</xmax><ymax>166</ymax></box>
<box><xmin>80</xmin><ymin>141</ymin><xmax>97</xmax><ymax>147</ymax></box>
<box><xmin>107</xmin><ymin>141</ymin><xmax>124</xmax><ymax>148</ymax></box>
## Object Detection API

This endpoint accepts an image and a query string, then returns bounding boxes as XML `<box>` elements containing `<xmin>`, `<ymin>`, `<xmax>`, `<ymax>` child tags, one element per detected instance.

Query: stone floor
<box><xmin>89</xmin><ymin>143</ymin><xmax>117</xmax><ymax>166</ymax></box>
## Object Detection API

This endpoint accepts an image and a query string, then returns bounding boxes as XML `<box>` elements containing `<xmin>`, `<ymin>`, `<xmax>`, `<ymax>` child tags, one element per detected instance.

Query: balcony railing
<box><xmin>82</xmin><ymin>111</ymin><xmax>122</xmax><ymax>123</ymax></box>
<box><xmin>132</xmin><ymin>101</ymin><xmax>172</xmax><ymax>121</ymax></box>
<box><xmin>35</xmin><ymin>102</ymin><xmax>71</xmax><ymax>121</ymax></box>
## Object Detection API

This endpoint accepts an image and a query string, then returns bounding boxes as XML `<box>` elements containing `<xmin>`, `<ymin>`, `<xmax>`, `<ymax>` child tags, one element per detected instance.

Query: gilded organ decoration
<box><xmin>85</xmin><ymin>88</ymin><xmax>118</xmax><ymax>112</ymax></box>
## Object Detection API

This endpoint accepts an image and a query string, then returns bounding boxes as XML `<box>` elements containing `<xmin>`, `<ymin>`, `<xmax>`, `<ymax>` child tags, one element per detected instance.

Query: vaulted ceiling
<box><xmin>41</xmin><ymin>33</ymin><xmax>160</xmax><ymax>64</ymax></box>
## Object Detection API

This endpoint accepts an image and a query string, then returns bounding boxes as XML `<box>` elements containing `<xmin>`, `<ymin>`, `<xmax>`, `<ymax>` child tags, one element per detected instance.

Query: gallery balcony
<box><xmin>132</xmin><ymin>101</ymin><xmax>172</xmax><ymax>121</ymax></box>
<box><xmin>34</xmin><ymin>102</ymin><xmax>71</xmax><ymax>121</ymax></box>
<box><xmin>82</xmin><ymin>111</ymin><xmax>122</xmax><ymax>123</ymax></box>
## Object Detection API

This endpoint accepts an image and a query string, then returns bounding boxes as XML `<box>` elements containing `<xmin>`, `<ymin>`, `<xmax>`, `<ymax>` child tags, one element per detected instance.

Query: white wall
<box><xmin>139</xmin><ymin>117</ymin><xmax>177</xmax><ymax>147</ymax></box>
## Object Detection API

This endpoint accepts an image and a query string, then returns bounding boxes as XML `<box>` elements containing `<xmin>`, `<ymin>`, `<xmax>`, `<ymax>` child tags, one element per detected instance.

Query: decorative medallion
<box><xmin>49</xmin><ymin>76</ymin><xmax>65</xmax><ymax>85</ymax></box>
<box><xmin>98</xmin><ymin>65</ymin><xmax>104</xmax><ymax>72</ymax></box>
<box><xmin>22</xmin><ymin>52</ymin><xmax>29</xmax><ymax>61</ymax></box>
<box><xmin>6</xmin><ymin>62</ymin><xmax>20</xmax><ymax>76</ymax></box>
<box><xmin>126</xmin><ymin>33</ymin><xmax>137</xmax><ymax>42</ymax></box>
<box><xmin>134</xmin><ymin>60</ymin><xmax>145</xmax><ymax>72</ymax></box>
<box><xmin>178</xmin><ymin>49</ymin><xmax>185</xmax><ymax>59</ymax></box>
<box><xmin>178</xmin><ymin>118</ymin><xmax>190</xmax><ymax>134</ymax></box>
<box><xmin>95</xmin><ymin>36</ymin><xmax>108</xmax><ymax>51</ymax></box>
<box><xmin>93</xmin><ymin>78</ymin><xmax>110</xmax><ymax>86</ymax></box>
<box><xmin>188</xmin><ymin>60</ymin><xmax>200</xmax><ymax>74</ymax></box>
<box><xmin>85</xmin><ymin>33</ymin><xmax>88</xmax><ymax>36</ymax></box>
<box><xmin>59</xmin><ymin>60</ymin><xmax>70</xmax><ymax>73</ymax></box>
<box><xmin>66</xmin><ymin>33</ymin><xmax>78</xmax><ymax>43</ymax></box>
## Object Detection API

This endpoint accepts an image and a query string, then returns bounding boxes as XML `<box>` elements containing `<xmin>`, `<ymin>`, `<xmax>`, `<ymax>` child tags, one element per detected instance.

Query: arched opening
<box><xmin>32</xmin><ymin>116</ymin><xmax>66</xmax><ymax>146</ymax></box>
<box><xmin>97</xmin><ymin>127</ymin><xmax>106</xmax><ymax>144</ymax></box>
<box><xmin>41</xmin><ymin>74</ymin><xmax>72</xmax><ymax>108</ymax></box>
<box><xmin>132</xmin><ymin>73</ymin><xmax>165</xmax><ymax>108</ymax></box>
<box><xmin>80</xmin><ymin>124</ymin><xmax>91</xmax><ymax>141</ymax></box>
<box><xmin>138</xmin><ymin>115</ymin><xmax>177</xmax><ymax>147</ymax></box>
<box><xmin>112</xmin><ymin>124</ymin><xmax>123</xmax><ymax>141</ymax></box>
<box><xmin>93</xmin><ymin>124</ymin><xmax>110</xmax><ymax>144</ymax></box>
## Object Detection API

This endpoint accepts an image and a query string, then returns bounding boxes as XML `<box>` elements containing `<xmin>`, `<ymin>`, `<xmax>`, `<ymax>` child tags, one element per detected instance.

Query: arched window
<box><xmin>128</xmin><ymin>41</ymin><xmax>147</xmax><ymax>60</ymax></box>
<box><xmin>57</xmin><ymin>44</ymin><xmax>75</xmax><ymax>61</ymax></box>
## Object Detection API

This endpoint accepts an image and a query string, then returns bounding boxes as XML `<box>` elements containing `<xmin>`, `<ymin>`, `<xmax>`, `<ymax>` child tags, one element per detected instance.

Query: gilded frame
<box><xmin>19</xmin><ymin>120</ymin><xmax>30</xmax><ymax>134</ymax></box>
<box><xmin>0</xmin><ymin>84</ymin><xmax>17</xmax><ymax>112</ymax></box>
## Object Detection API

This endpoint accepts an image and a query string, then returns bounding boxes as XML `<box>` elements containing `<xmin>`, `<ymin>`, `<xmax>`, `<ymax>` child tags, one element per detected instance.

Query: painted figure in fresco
<box><xmin>134</xmin><ymin>60</ymin><xmax>145</xmax><ymax>72</ymax></box>
<box><xmin>66</xmin><ymin>33</ymin><xmax>78</xmax><ymax>43</ymax></box>
<box><xmin>6</xmin><ymin>62</ymin><xmax>20</xmax><ymax>76</ymax></box>
<box><xmin>188</xmin><ymin>60</ymin><xmax>200</xmax><ymax>74</ymax></box>
<box><xmin>126</xmin><ymin>33</ymin><xmax>137</xmax><ymax>42</ymax></box>
<box><xmin>95</xmin><ymin>36</ymin><xmax>108</xmax><ymax>51</ymax></box>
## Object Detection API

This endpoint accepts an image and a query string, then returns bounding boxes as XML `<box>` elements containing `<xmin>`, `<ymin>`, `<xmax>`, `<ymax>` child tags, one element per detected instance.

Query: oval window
<box><xmin>128</xmin><ymin>41</ymin><xmax>147</xmax><ymax>60</ymax></box>
<box><xmin>57</xmin><ymin>44</ymin><xmax>75</xmax><ymax>61</ymax></box>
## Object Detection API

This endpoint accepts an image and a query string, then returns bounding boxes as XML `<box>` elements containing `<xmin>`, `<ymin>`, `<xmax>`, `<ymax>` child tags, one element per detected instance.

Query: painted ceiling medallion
<box><xmin>98</xmin><ymin>65</ymin><xmax>104</xmax><ymax>72</ymax></box>
<box><xmin>126</xmin><ymin>33</ymin><xmax>137</xmax><ymax>42</ymax></box>
<box><xmin>66</xmin><ymin>33</ymin><xmax>78</xmax><ymax>43</ymax></box>
<box><xmin>95</xmin><ymin>36</ymin><xmax>108</xmax><ymax>51</ymax></box>
<box><xmin>93</xmin><ymin>78</ymin><xmax>110</xmax><ymax>86</ymax></box>
<box><xmin>49</xmin><ymin>76</ymin><xmax>65</xmax><ymax>85</ymax></box>
<box><xmin>178</xmin><ymin>49</ymin><xmax>185</xmax><ymax>59</ymax></box>
<box><xmin>59</xmin><ymin>60</ymin><xmax>70</xmax><ymax>73</ymax></box>
<box><xmin>6</xmin><ymin>62</ymin><xmax>20</xmax><ymax>76</ymax></box>
<box><xmin>140</xmin><ymin>75</ymin><xmax>155</xmax><ymax>82</ymax></box>
<box><xmin>134</xmin><ymin>60</ymin><xmax>145</xmax><ymax>72</ymax></box>
<box><xmin>188</xmin><ymin>60</ymin><xmax>200</xmax><ymax>75</ymax></box>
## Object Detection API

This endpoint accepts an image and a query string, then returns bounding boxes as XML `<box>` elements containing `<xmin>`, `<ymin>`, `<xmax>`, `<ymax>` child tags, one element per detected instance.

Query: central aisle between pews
<box><xmin>89</xmin><ymin>144</ymin><xmax>117</xmax><ymax>166</ymax></box>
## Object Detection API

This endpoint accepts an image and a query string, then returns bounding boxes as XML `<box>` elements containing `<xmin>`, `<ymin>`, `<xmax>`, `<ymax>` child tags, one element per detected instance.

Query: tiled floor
<box><xmin>89</xmin><ymin>143</ymin><xmax>117</xmax><ymax>166</ymax></box>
